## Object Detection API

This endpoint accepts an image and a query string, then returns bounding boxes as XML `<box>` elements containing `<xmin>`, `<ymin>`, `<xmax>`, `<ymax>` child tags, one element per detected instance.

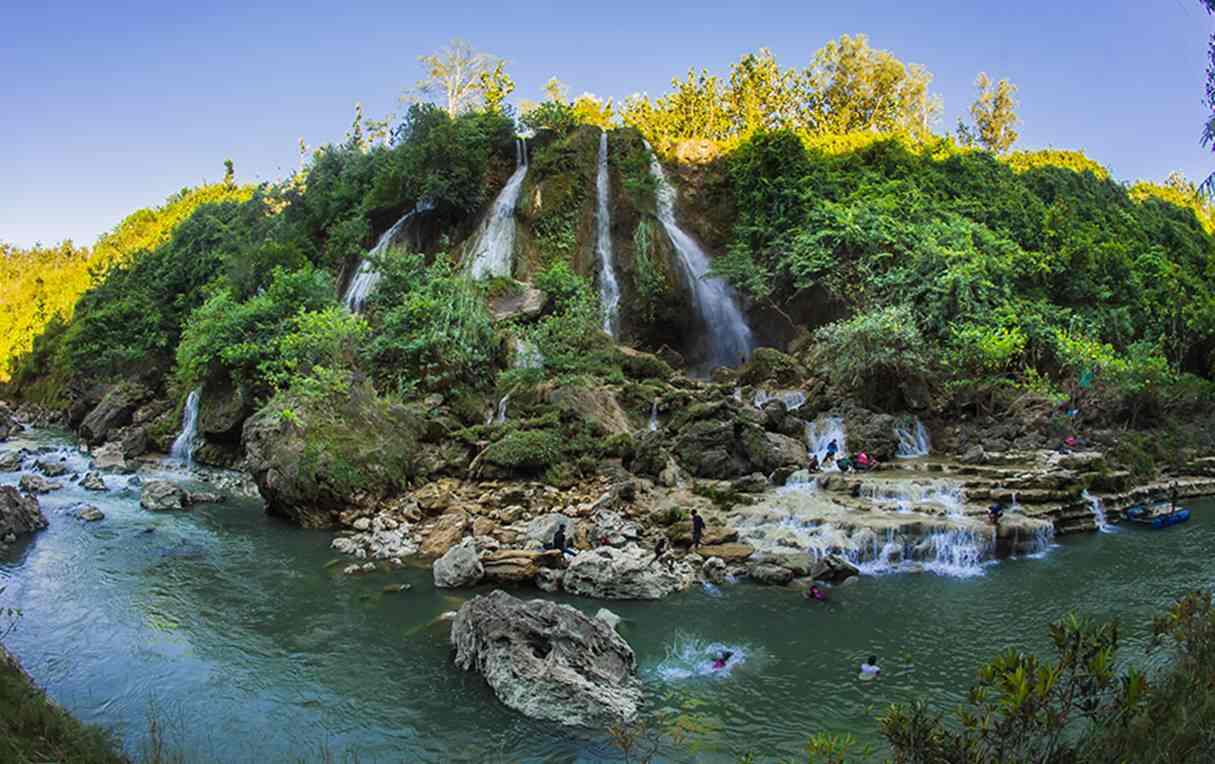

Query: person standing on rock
<box><xmin>649</xmin><ymin>535</ymin><xmax>672</xmax><ymax>568</ymax></box>
<box><xmin>691</xmin><ymin>509</ymin><xmax>705</xmax><ymax>550</ymax></box>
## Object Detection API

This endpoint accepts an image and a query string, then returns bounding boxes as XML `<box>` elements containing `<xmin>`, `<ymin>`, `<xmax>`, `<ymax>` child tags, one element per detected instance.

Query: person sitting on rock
<box><xmin>837</xmin><ymin>455</ymin><xmax>854</xmax><ymax>473</ymax></box>
<box><xmin>691</xmin><ymin>509</ymin><xmax>705</xmax><ymax>550</ymax></box>
<box><xmin>807</xmin><ymin>454</ymin><xmax>820</xmax><ymax>473</ymax></box>
<box><xmin>547</xmin><ymin>524</ymin><xmax>573</xmax><ymax>556</ymax></box>
<box><xmin>649</xmin><ymin>535</ymin><xmax>672</xmax><ymax>568</ymax></box>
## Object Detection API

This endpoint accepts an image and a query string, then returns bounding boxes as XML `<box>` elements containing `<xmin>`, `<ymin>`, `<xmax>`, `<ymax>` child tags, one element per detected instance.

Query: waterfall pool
<box><xmin>2</xmin><ymin>430</ymin><xmax>1213</xmax><ymax>762</ymax></box>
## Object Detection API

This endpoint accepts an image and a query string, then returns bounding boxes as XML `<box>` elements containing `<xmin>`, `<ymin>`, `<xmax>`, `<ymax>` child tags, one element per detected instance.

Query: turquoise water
<box><xmin>2</xmin><ymin>430</ymin><xmax>1213</xmax><ymax>762</ymax></box>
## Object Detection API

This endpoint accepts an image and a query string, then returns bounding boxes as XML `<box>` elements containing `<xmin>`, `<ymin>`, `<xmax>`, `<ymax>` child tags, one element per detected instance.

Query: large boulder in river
<box><xmin>92</xmin><ymin>442</ymin><xmax>127</xmax><ymax>471</ymax></box>
<box><xmin>18</xmin><ymin>474</ymin><xmax>60</xmax><ymax>494</ymax></box>
<box><xmin>199</xmin><ymin>378</ymin><xmax>255</xmax><ymax>444</ymax></box>
<box><xmin>450</xmin><ymin>590</ymin><xmax>642</xmax><ymax>727</ymax></box>
<box><xmin>433</xmin><ymin>538</ymin><xmax>484</xmax><ymax>588</ymax></box>
<box><xmin>0</xmin><ymin>486</ymin><xmax>47</xmax><ymax>538</ymax></box>
<box><xmin>562</xmin><ymin>545</ymin><xmax>694</xmax><ymax>599</ymax></box>
<box><xmin>241</xmin><ymin>382</ymin><xmax>425</xmax><ymax>527</ymax></box>
<box><xmin>79</xmin><ymin>382</ymin><xmax>150</xmax><ymax>445</ymax></box>
<box><xmin>0</xmin><ymin>451</ymin><xmax>24</xmax><ymax>471</ymax></box>
<box><xmin>140</xmin><ymin>480</ymin><xmax>186</xmax><ymax>512</ymax></box>
<box><xmin>0</xmin><ymin>403</ymin><xmax>17</xmax><ymax>441</ymax></box>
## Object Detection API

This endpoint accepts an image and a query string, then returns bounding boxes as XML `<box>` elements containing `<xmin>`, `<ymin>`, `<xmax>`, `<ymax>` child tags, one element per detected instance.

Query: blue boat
<box><xmin>1125</xmin><ymin>505</ymin><xmax>1191</xmax><ymax>529</ymax></box>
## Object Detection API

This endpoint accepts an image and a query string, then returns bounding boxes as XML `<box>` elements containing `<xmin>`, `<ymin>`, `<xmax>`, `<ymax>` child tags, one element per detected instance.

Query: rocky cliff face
<box><xmin>450</xmin><ymin>590</ymin><xmax>643</xmax><ymax>726</ymax></box>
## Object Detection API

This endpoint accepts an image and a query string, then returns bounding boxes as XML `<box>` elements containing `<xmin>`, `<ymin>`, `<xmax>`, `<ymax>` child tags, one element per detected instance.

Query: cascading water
<box><xmin>494</xmin><ymin>394</ymin><xmax>510</xmax><ymax>425</ymax></box>
<box><xmin>894</xmin><ymin>419</ymin><xmax>931</xmax><ymax>458</ymax></box>
<box><xmin>805</xmin><ymin>417</ymin><xmax>847</xmax><ymax>471</ymax></box>
<box><xmin>467</xmin><ymin>138</ymin><xmax>528</xmax><ymax>280</ymax></box>
<box><xmin>648</xmin><ymin>399</ymin><xmax>660</xmax><ymax>432</ymax></box>
<box><xmin>595</xmin><ymin>132</ymin><xmax>621</xmax><ymax>336</ymax></box>
<box><xmin>753</xmin><ymin>389</ymin><xmax>807</xmax><ymax>411</ymax></box>
<box><xmin>342</xmin><ymin>200</ymin><xmax>433</xmax><ymax>312</ymax></box>
<box><xmin>512</xmin><ymin>338</ymin><xmax>544</xmax><ymax>370</ymax></box>
<box><xmin>1083</xmin><ymin>490</ymin><xmax>1115</xmax><ymax>533</ymax></box>
<box><xmin>859</xmin><ymin>480</ymin><xmax>965</xmax><ymax>516</ymax></box>
<box><xmin>647</xmin><ymin>146</ymin><xmax>755</xmax><ymax>372</ymax></box>
<box><xmin>169</xmin><ymin>389</ymin><xmax>202</xmax><ymax>467</ymax></box>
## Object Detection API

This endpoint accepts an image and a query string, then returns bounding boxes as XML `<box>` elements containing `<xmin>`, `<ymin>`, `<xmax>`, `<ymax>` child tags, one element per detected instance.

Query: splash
<box><xmin>652</xmin><ymin>636</ymin><xmax>747</xmax><ymax>681</ymax></box>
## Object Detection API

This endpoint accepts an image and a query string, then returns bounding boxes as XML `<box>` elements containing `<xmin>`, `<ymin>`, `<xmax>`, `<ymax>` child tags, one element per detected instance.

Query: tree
<box><xmin>571</xmin><ymin>93</ymin><xmax>613</xmax><ymax>128</ymax></box>
<box><xmin>223</xmin><ymin>159</ymin><xmax>235</xmax><ymax>187</ymax></box>
<box><xmin>968</xmin><ymin>72</ymin><xmax>1019</xmax><ymax>153</ymax></box>
<box><xmin>543</xmin><ymin>76</ymin><xmax>569</xmax><ymax>103</ymax></box>
<box><xmin>802</xmin><ymin>34</ymin><xmax>940</xmax><ymax>137</ymax></box>
<box><xmin>417</xmin><ymin>39</ymin><xmax>499</xmax><ymax>117</ymax></box>
<box><xmin>725</xmin><ymin>49</ymin><xmax>798</xmax><ymax>135</ymax></box>
<box><xmin>478</xmin><ymin>61</ymin><xmax>515</xmax><ymax>114</ymax></box>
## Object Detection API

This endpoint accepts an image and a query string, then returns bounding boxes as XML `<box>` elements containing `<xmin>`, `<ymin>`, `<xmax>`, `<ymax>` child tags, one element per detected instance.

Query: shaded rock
<box><xmin>140</xmin><ymin>480</ymin><xmax>186</xmax><ymax>512</ymax></box>
<box><xmin>420</xmin><ymin>510</ymin><xmax>470</xmax><ymax>557</ymax></box>
<box><xmin>34</xmin><ymin>459</ymin><xmax>68</xmax><ymax>478</ymax></box>
<box><xmin>761</xmin><ymin>400</ymin><xmax>787</xmax><ymax>431</ymax></box>
<box><xmin>18</xmin><ymin>475</ymin><xmax>60</xmax><ymax>494</ymax></box>
<box><xmin>741</xmin><ymin>429</ymin><xmax>808</xmax><ymax>473</ymax></box>
<box><xmin>92</xmin><ymin>443</ymin><xmax>127</xmax><ymax>471</ymax></box>
<box><xmin>488</xmin><ymin>286</ymin><xmax>547</xmax><ymax>323</ymax></box>
<box><xmin>0</xmin><ymin>451</ymin><xmax>23</xmax><ymax>471</ymax></box>
<box><xmin>525</xmin><ymin>513</ymin><xmax>578</xmax><ymax>547</ymax></box>
<box><xmin>959</xmin><ymin>445</ymin><xmax>989</xmax><ymax>465</ymax></box>
<box><xmin>199</xmin><ymin>379</ymin><xmax>254</xmax><ymax>443</ymax></box>
<box><xmin>739</xmin><ymin>348</ymin><xmax>807</xmax><ymax>387</ymax></box>
<box><xmin>433</xmin><ymin>538</ymin><xmax>484</xmax><ymax>588</ymax></box>
<box><xmin>547</xmin><ymin>386</ymin><xmax>633</xmax><ymax>436</ymax></box>
<box><xmin>118</xmin><ymin>426</ymin><xmax>148</xmax><ymax>458</ymax></box>
<box><xmin>536</xmin><ymin>567</ymin><xmax>564</xmax><ymax>592</ymax></box>
<box><xmin>811</xmin><ymin>554</ymin><xmax>860</xmax><ymax>585</ymax></box>
<box><xmin>75</xmin><ymin>505</ymin><xmax>105</xmax><ymax>522</ymax></box>
<box><xmin>0</xmin><ymin>486</ymin><xmax>47</xmax><ymax>537</ymax></box>
<box><xmin>451</xmin><ymin>590</ymin><xmax>641</xmax><ymax>727</ymax></box>
<box><xmin>562</xmin><ymin>545</ymin><xmax>694</xmax><ymax>600</ymax></box>
<box><xmin>843</xmin><ymin>409</ymin><xmax>900</xmax><ymax>462</ymax></box>
<box><xmin>79</xmin><ymin>383</ymin><xmax>149</xmax><ymax>445</ymax></box>
<box><xmin>80</xmin><ymin>472</ymin><xmax>107</xmax><ymax>491</ymax></box>
<box><xmin>749</xmin><ymin>563</ymin><xmax>795</xmax><ymax>585</ymax></box>
<box><xmin>0</xmin><ymin>403</ymin><xmax>16</xmax><ymax>441</ymax></box>
<box><xmin>732</xmin><ymin>473</ymin><xmax>769</xmax><ymax>494</ymax></box>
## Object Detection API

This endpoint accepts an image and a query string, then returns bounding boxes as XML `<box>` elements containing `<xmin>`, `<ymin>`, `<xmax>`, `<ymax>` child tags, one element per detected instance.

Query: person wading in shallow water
<box><xmin>691</xmin><ymin>509</ymin><xmax>705</xmax><ymax>550</ymax></box>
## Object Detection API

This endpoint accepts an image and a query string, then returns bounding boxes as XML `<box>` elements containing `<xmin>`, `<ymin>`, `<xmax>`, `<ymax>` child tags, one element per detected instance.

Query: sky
<box><xmin>2</xmin><ymin>0</ymin><xmax>1212</xmax><ymax>248</ymax></box>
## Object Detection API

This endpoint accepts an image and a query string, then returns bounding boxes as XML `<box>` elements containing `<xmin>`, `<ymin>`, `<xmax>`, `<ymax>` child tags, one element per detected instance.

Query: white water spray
<box><xmin>805</xmin><ymin>416</ymin><xmax>847</xmax><ymax>471</ymax></box>
<box><xmin>894</xmin><ymin>419</ymin><xmax>931</xmax><ymax>458</ymax></box>
<box><xmin>467</xmin><ymin>139</ymin><xmax>528</xmax><ymax>279</ymax></box>
<box><xmin>1083</xmin><ymin>490</ymin><xmax>1115</xmax><ymax>533</ymax></box>
<box><xmin>343</xmin><ymin>200</ymin><xmax>432</xmax><ymax>312</ymax></box>
<box><xmin>169</xmin><ymin>389</ymin><xmax>202</xmax><ymax>467</ymax></box>
<box><xmin>647</xmin><ymin>146</ymin><xmax>754</xmax><ymax>372</ymax></box>
<box><xmin>595</xmin><ymin>132</ymin><xmax>621</xmax><ymax>336</ymax></box>
<box><xmin>648</xmin><ymin>399</ymin><xmax>659</xmax><ymax>432</ymax></box>
<box><xmin>512</xmin><ymin>338</ymin><xmax>544</xmax><ymax>370</ymax></box>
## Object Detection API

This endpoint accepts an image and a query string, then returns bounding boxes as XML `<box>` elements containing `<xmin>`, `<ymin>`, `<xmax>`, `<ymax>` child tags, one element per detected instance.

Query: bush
<box><xmin>810</xmin><ymin>305</ymin><xmax>933</xmax><ymax>409</ymax></box>
<box><xmin>483</xmin><ymin>429</ymin><xmax>563</xmax><ymax>471</ymax></box>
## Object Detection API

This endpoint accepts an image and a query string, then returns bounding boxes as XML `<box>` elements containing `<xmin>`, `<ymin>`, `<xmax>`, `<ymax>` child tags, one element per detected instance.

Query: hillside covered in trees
<box><xmin>3</xmin><ymin>34</ymin><xmax>1215</xmax><ymax>472</ymax></box>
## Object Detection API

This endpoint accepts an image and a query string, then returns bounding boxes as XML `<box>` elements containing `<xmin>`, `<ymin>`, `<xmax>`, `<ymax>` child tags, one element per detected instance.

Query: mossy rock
<box><xmin>483</xmin><ymin>429</ymin><xmax>563</xmax><ymax>472</ymax></box>
<box><xmin>738</xmin><ymin>348</ymin><xmax>807</xmax><ymax>387</ymax></box>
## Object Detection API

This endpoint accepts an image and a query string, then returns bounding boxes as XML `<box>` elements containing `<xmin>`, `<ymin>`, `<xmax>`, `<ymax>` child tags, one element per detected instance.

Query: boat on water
<box><xmin>1125</xmin><ymin>504</ymin><xmax>1191</xmax><ymax>529</ymax></box>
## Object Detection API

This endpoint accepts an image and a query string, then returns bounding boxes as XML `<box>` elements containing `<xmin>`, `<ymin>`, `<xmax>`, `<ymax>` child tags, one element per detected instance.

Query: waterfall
<box><xmin>894</xmin><ymin>419</ymin><xmax>931</xmax><ymax>458</ymax></box>
<box><xmin>805</xmin><ymin>416</ymin><xmax>847</xmax><ymax>471</ymax></box>
<box><xmin>512</xmin><ymin>338</ymin><xmax>544</xmax><ymax>370</ymax></box>
<box><xmin>754</xmin><ymin>389</ymin><xmax>806</xmax><ymax>411</ymax></box>
<box><xmin>169</xmin><ymin>389</ymin><xmax>202</xmax><ymax>467</ymax></box>
<box><xmin>648</xmin><ymin>399</ymin><xmax>659</xmax><ymax>432</ymax></box>
<box><xmin>859</xmin><ymin>480</ymin><xmax>965</xmax><ymax>516</ymax></box>
<box><xmin>646</xmin><ymin>147</ymin><xmax>755</xmax><ymax>372</ymax></box>
<box><xmin>493</xmin><ymin>394</ymin><xmax>510</xmax><ymax>425</ymax></box>
<box><xmin>343</xmin><ymin>200</ymin><xmax>432</xmax><ymax>312</ymax></box>
<box><xmin>1082</xmin><ymin>490</ymin><xmax>1115</xmax><ymax>533</ymax></box>
<box><xmin>595</xmin><ymin>132</ymin><xmax>621</xmax><ymax>336</ymax></box>
<box><xmin>467</xmin><ymin>138</ymin><xmax>528</xmax><ymax>280</ymax></box>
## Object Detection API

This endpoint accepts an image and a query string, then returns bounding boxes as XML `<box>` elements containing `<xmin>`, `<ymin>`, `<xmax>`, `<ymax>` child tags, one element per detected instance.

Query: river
<box><xmin>2</xmin><ymin>430</ymin><xmax>1212</xmax><ymax>762</ymax></box>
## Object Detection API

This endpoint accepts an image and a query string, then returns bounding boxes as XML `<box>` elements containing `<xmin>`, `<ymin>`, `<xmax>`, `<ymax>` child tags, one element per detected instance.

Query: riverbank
<box><xmin>0</xmin><ymin>643</ymin><xmax>126</xmax><ymax>764</ymax></box>
<box><xmin>3</xmin><ymin>427</ymin><xmax>1215</xmax><ymax>761</ymax></box>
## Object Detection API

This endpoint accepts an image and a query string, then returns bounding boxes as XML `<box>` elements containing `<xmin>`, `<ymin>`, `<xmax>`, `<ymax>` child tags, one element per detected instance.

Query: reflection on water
<box><xmin>1</xmin><ymin>431</ymin><xmax>1213</xmax><ymax>762</ymax></box>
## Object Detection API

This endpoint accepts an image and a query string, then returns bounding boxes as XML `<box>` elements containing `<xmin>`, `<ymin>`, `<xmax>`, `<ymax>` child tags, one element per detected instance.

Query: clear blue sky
<box><xmin>2</xmin><ymin>0</ymin><xmax>1211</xmax><ymax>248</ymax></box>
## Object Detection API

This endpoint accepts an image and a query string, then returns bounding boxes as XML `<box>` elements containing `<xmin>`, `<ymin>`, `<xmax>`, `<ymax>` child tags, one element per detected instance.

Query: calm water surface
<box><xmin>2</xmin><ymin>430</ymin><xmax>1214</xmax><ymax>762</ymax></box>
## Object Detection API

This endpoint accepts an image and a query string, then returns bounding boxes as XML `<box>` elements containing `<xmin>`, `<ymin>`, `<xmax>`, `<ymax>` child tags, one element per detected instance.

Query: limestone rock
<box><xmin>588</xmin><ymin>510</ymin><xmax>640</xmax><ymax>547</ymax></box>
<box><xmin>525</xmin><ymin>513</ymin><xmax>578</xmax><ymax>547</ymax></box>
<box><xmin>450</xmin><ymin>590</ymin><xmax>642</xmax><ymax>727</ymax></box>
<box><xmin>481</xmin><ymin>548</ymin><xmax>563</xmax><ymax>584</ymax></box>
<box><xmin>433</xmin><ymin>538</ymin><xmax>484</xmax><ymax>588</ymax></box>
<box><xmin>488</xmin><ymin>286</ymin><xmax>547</xmax><ymax>323</ymax></box>
<box><xmin>420</xmin><ymin>510</ymin><xmax>470</xmax><ymax>557</ymax></box>
<box><xmin>186</xmin><ymin>491</ymin><xmax>222</xmax><ymax>506</ymax></box>
<box><xmin>76</xmin><ymin>505</ymin><xmax>105</xmax><ymax>522</ymax></box>
<box><xmin>80</xmin><ymin>472</ymin><xmax>107</xmax><ymax>491</ymax></box>
<box><xmin>959</xmin><ymin>445</ymin><xmax>988</xmax><ymax>465</ymax></box>
<box><xmin>596</xmin><ymin>608</ymin><xmax>623</xmax><ymax>632</ymax></box>
<box><xmin>741</xmin><ymin>429</ymin><xmax>808</xmax><ymax>474</ymax></box>
<box><xmin>702</xmin><ymin>556</ymin><xmax>727</xmax><ymax>583</ymax></box>
<box><xmin>749</xmin><ymin>563</ymin><xmax>795</xmax><ymax>585</ymax></box>
<box><xmin>140</xmin><ymin>480</ymin><xmax>186</xmax><ymax>512</ymax></box>
<box><xmin>811</xmin><ymin>554</ymin><xmax>860</xmax><ymax>585</ymax></box>
<box><xmin>118</xmin><ymin>426</ymin><xmax>148</xmax><ymax>458</ymax></box>
<box><xmin>34</xmin><ymin>459</ymin><xmax>68</xmax><ymax>478</ymax></box>
<box><xmin>92</xmin><ymin>442</ymin><xmax>127</xmax><ymax>471</ymax></box>
<box><xmin>0</xmin><ymin>486</ymin><xmax>47</xmax><ymax>538</ymax></box>
<box><xmin>562</xmin><ymin>545</ymin><xmax>694</xmax><ymax>600</ymax></box>
<box><xmin>0</xmin><ymin>403</ymin><xmax>16</xmax><ymax>441</ymax></box>
<box><xmin>0</xmin><ymin>451</ymin><xmax>23</xmax><ymax>471</ymax></box>
<box><xmin>695</xmin><ymin>543</ymin><xmax>754</xmax><ymax>562</ymax></box>
<box><xmin>19</xmin><ymin>474</ymin><xmax>60</xmax><ymax>494</ymax></box>
<box><xmin>547</xmin><ymin>386</ymin><xmax>633</xmax><ymax>436</ymax></box>
<box><xmin>536</xmin><ymin>568</ymin><xmax>564</xmax><ymax>592</ymax></box>
<box><xmin>79</xmin><ymin>383</ymin><xmax>149</xmax><ymax>445</ymax></box>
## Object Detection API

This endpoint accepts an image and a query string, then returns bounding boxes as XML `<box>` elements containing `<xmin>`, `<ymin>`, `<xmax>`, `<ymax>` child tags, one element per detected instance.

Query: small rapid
<box><xmin>894</xmin><ymin>419</ymin><xmax>931</xmax><ymax>458</ymax></box>
<box><xmin>467</xmin><ymin>138</ymin><xmax>528</xmax><ymax>280</ymax></box>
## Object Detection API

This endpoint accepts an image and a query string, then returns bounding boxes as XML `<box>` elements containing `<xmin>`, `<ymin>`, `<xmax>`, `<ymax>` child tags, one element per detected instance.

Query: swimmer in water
<box><xmin>712</xmin><ymin>650</ymin><xmax>734</xmax><ymax>670</ymax></box>
<box><xmin>859</xmin><ymin>655</ymin><xmax>880</xmax><ymax>681</ymax></box>
<box><xmin>805</xmin><ymin>584</ymin><xmax>827</xmax><ymax>602</ymax></box>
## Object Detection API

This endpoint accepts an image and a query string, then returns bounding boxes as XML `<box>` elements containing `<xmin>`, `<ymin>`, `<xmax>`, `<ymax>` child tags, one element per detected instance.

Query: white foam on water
<box><xmin>653</xmin><ymin>636</ymin><xmax>748</xmax><ymax>681</ymax></box>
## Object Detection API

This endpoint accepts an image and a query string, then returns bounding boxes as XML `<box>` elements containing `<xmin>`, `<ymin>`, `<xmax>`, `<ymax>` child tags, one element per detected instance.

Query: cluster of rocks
<box><xmin>0</xmin><ymin>485</ymin><xmax>47</xmax><ymax>546</ymax></box>
<box><xmin>139</xmin><ymin>480</ymin><xmax>221</xmax><ymax>512</ymax></box>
